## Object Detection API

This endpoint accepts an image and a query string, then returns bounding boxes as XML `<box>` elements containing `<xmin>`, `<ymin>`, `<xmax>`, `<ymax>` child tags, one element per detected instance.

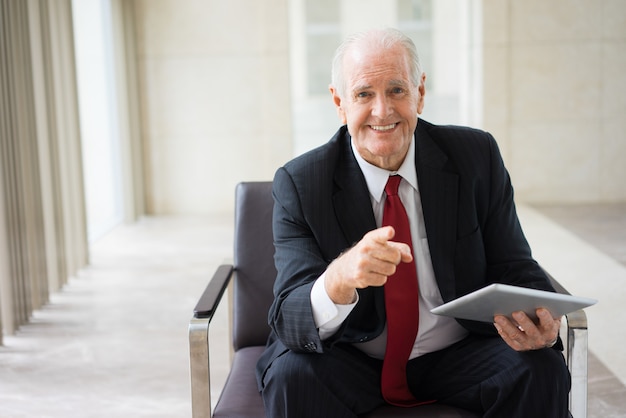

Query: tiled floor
<box><xmin>533</xmin><ymin>203</ymin><xmax>626</xmax><ymax>267</ymax></box>
<box><xmin>529</xmin><ymin>203</ymin><xmax>626</xmax><ymax>417</ymax></box>
<box><xmin>0</xmin><ymin>205</ymin><xmax>624</xmax><ymax>417</ymax></box>
<box><xmin>0</xmin><ymin>216</ymin><xmax>235</xmax><ymax>417</ymax></box>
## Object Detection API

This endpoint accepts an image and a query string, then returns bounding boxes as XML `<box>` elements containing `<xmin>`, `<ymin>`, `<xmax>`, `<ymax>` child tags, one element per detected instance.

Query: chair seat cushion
<box><xmin>213</xmin><ymin>346</ymin><xmax>266</xmax><ymax>418</ymax></box>
<box><xmin>213</xmin><ymin>346</ymin><xmax>479</xmax><ymax>418</ymax></box>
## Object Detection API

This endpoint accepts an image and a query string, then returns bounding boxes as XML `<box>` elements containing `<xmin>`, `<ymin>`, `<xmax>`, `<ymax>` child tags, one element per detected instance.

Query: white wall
<box><xmin>289</xmin><ymin>0</ymin><xmax>465</xmax><ymax>156</ymax></box>
<box><xmin>480</xmin><ymin>0</ymin><xmax>626</xmax><ymax>203</ymax></box>
<box><xmin>133</xmin><ymin>0</ymin><xmax>626</xmax><ymax>215</ymax></box>
<box><xmin>134</xmin><ymin>0</ymin><xmax>292</xmax><ymax>215</ymax></box>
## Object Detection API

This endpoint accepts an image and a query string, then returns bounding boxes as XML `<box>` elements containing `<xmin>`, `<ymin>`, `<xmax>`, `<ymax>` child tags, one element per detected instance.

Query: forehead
<box><xmin>343</xmin><ymin>44</ymin><xmax>412</xmax><ymax>90</ymax></box>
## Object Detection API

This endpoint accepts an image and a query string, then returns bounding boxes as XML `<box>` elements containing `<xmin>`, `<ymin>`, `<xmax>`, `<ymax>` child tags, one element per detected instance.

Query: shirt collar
<box><xmin>351</xmin><ymin>137</ymin><xmax>418</xmax><ymax>204</ymax></box>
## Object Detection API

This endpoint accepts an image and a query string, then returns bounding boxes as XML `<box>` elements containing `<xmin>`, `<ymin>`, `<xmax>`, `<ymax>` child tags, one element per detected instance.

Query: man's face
<box><xmin>330</xmin><ymin>43</ymin><xmax>425</xmax><ymax>171</ymax></box>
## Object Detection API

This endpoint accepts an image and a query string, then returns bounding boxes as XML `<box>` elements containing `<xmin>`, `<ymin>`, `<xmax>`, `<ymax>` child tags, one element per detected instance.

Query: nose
<box><xmin>371</xmin><ymin>94</ymin><xmax>393</xmax><ymax>119</ymax></box>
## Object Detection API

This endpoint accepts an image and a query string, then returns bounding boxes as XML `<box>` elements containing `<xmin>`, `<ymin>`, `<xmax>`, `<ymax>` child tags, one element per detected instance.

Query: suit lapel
<box><xmin>415</xmin><ymin>124</ymin><xmax>459</xmax><ymax>301</ymax></box>
<box><xmin>332</xmin><ymin>132</ymin><xmax>385</xmax><ymax>332</ymax></box>
<box><xmin>330</xmin><ymin>126</ymin><xmax>460</xmax><ymax>302</ymax></box>
<box><xmin>333</xmin><ymin>135</ymin><xmax>377</xmax><ymax>245</ymax></box>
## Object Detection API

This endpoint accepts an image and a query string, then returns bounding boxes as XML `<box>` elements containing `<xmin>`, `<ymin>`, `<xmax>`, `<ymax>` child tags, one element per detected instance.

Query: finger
<box><xmin>497</xmin><ymin>311</ymin><xmax>560</xmax><ymax>351</ymax></box>
<box><xmin>512</xmin><ymin>311</ymin><xmax>547</xmax><ymax>349</ymax></box>
<box><xmin>536</xmin><ymin>308</ymin><xmax>558</xmax><ymax>327</ymax></box>
<box><xmin>536</xmin><ymin>308</ymin><xmax>561</xmax><ymax>341</ymax></box>
<box><xmin>368</xmin><ymin>242</ymin><xmax>403</xmax><ymax>266</ymax></box>
<box><xmin>357</xmin><ymin>270</ymin><xmax>390</xmax><ymax>288</ymax></box>
<box><xmin>368</xmin><ymin>226</ymin><xmax>395</xmax><ymax>244</ymax></box>
<box><xmin>327</xmin><ymin>249</ymin><xmax>390</xmax><ymax>290</ymax></box>
<box><xmin>494</xmin><ymin>320</ymin><xmax>523</xmax><ymax>350</ymax></box>
<box><xmin>512</xmin><ymin>311</ymin><xmax>539</xmax><ymax>337</ymax></box>
<box><xmin>494</xmin><ymin>315</ymin><xmax>533</xmax><ymax>351</ymax></box>
<box><xmin>494</xmin><ymin>315</ymin><xmax>523</xmax><ymax>339</ymax></box>
<box><xmin>387</xmin><ymin>241</ymin><xmax>413</xmax><ymax>263</ymax></box>
<box><xmin>366</xmin><ymin>255</ymin><xmax>399</xmax><ymax>277</ymax></box>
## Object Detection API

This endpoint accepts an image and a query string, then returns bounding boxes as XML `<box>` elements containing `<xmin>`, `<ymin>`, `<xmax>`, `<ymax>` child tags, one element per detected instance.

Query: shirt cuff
<box><xmin>310</xmin><ymin>272</ymin><xmax>358</xmax><ymax>340</ymax></box>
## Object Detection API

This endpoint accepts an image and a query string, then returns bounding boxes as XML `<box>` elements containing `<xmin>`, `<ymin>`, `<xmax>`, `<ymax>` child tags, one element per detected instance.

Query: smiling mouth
<box><xmin>370</xmin><ymin>123</ymin><xmax>397</xmax><ymax>132</ymax></box>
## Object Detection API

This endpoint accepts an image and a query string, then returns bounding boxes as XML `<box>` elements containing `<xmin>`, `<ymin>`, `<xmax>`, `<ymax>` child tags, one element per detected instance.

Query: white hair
<box><xmin>331</xmin><ymin>28</ymin><xmax>423</xmax><ymax>97</ymax></box>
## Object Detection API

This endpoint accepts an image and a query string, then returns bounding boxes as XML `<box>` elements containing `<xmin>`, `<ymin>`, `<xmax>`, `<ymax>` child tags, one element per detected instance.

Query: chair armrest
<box><xmin>546</xmin><ymin>271</ymin><xmax>588</xmax><ymax>330</ymax></box>
<box><xmin>189</xmin><ymin>264</ymin><xmax>234</xmax><ymax>418</ymax></box>
<box><xmin>544</xmin><ymin>269</ymin><xmax>588</xmax><ymax>418</ymax></box>
<box><xmin>194</xmin><ymin>264</ymin><xmax>234</xmax><ymax>319</ymax></box>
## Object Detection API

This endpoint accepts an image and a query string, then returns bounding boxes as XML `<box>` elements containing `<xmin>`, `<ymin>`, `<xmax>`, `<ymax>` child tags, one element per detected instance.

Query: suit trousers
<box><xmin>259</xmin><ymin>334</ymin><xmax>571</xmax><ymax>418</ymax></box>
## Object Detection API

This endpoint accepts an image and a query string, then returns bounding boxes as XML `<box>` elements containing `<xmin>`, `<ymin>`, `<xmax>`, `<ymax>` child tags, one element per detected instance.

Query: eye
<box><xmin>356</xmin><ymin>91</ymin><xmax>370</xmax><ymax>99</ymax></box>
<box><xmin>390</xmin><ymin>87</ymin><xmax>405</xmax><ymax>95</ymax></box>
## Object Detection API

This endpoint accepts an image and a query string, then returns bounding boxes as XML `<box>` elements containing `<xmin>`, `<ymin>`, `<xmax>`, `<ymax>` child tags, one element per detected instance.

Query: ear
<box><xmin>416</xmin><ymin>73</ymin><xmax>426</xmax><ymax>115</ymax></box>
<box><xmin>330</xmin><ymin>85</ymin><xmax>347</xmax><ymax>124</ymax></box>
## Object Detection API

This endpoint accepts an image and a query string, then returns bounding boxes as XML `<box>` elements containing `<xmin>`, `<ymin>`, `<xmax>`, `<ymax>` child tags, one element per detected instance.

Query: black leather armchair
<box><xmin>189</xmin><ymin>181</ymin><xmax>588</xmax><ymax>418</ymax></box>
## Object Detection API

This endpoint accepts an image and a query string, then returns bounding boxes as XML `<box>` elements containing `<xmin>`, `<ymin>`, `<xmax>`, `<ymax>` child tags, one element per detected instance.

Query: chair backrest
<box><xmin>232</xmin><ymin>181</ymin><xmax>276</xmax><ymax>350</ymax></box>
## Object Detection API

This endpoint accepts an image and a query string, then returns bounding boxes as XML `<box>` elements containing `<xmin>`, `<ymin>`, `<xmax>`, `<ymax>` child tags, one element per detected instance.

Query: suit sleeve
<box><xmin>267</xmin><ymin>167</ymin><xmax>329</xmax><ymax>353</ymax></box>
<box><xmin>482</xmin><ymin>135</ymin><xmax>554</xmax><ymax>291</ymax></box>
<box><xmin>438</xmin><ymin>128</ymin><xmax>556</xmax><ymax>336</ymax></box>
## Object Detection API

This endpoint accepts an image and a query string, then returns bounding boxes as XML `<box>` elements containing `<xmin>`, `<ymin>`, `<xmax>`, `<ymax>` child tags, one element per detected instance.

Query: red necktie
<box><xmin>380</xmin><ymin>175</ymin><xmax>420</xmax><ymax>406</ymax></box>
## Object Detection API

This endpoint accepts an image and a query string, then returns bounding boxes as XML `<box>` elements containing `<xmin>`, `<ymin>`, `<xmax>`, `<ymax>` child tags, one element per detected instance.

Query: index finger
<box><xmin>512</xmin><ymin>311</ymin><xmax>539</xmax><ymax>335</ymax></box>
<box><xmin>387</xmin><ymin>241</ymin><xmax>413</xmax><ymax>263</ymax></box>
<box><xmin>366</xmin><ymin>226</ymin><xmax>395</xmax><ymax>244</ymax></box>
<box><xmin>536</xmin><ymin>308</ymin><xmax>558</xmax><ymax>322</ymax></box>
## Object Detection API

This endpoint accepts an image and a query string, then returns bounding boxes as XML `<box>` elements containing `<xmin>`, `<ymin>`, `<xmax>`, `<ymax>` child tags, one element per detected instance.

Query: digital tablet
<box><xmin>430</xmin><ymin>283</ymin><xmax>597</xmax><ymax>323</ymax></box>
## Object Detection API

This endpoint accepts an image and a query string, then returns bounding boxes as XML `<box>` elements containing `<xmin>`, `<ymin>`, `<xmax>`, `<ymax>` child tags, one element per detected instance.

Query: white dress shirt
<box><xmin>311</xmin><ymin>137</ymin><xmax>468</xmax><ymax>359</ymax></box>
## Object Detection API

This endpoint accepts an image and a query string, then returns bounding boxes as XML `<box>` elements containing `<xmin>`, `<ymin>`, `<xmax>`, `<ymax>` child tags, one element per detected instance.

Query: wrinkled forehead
<box><xmin>343</xmin><ymin>44</ymin><xmax>413</xmax><ymax>90</ymax></box>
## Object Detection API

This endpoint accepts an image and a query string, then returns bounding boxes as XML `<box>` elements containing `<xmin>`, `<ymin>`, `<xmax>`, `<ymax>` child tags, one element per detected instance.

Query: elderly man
<box><xmin>256</xmin><ymin>28</ymin><xmax>570</xmax><ymax>418</ymax></box>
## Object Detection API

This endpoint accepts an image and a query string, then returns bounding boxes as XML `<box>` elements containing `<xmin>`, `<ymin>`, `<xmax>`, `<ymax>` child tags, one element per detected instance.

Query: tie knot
<box><xmin>385</xmin><ymin>175</ymin><xmax>402</xmax><ymax>197</ymax></box>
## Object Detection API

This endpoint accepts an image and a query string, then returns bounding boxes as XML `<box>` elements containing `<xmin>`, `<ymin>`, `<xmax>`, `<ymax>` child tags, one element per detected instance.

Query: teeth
<box><xmin>371</xmin><ymin>124</ymin><xmax>396</xmax><ymax>131</ymax></box>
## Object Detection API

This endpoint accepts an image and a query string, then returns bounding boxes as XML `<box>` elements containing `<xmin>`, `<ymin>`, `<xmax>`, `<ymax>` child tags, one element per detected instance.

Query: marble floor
<box><xmin>0</xmin><ymin>205</ymin><xmax>624</xmax><ymax>417</ymax></box>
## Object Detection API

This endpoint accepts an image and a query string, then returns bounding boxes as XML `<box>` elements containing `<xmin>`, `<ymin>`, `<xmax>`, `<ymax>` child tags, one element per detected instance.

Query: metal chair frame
<box><xmin>189</xmin><ymin>182</ymin><xmax>588</xmax><ymax>418</ymax></box>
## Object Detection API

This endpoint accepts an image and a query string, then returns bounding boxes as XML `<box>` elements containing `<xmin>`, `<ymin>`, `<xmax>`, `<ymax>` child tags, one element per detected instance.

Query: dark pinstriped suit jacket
<box><xmin>256</xmin><ymin>119</ymin><xmax>555</xmax><ymax>387</ymax></box>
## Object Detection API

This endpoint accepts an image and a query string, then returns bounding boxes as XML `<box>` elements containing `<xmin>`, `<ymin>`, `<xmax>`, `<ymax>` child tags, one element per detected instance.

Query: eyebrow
<box><xmin>352</xmin><ymin>83</ymin><xmax>372</xmax><ymax>93</ymax></box>
<box><xmin>388</xmin><ymin>79</ymin><xmax>409</xmax><ymax>88</ymax></box>
<box><xmin>352</xmin><ymin>79</ymin><xmax>409</xmax><ymax>93</ymax></box>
